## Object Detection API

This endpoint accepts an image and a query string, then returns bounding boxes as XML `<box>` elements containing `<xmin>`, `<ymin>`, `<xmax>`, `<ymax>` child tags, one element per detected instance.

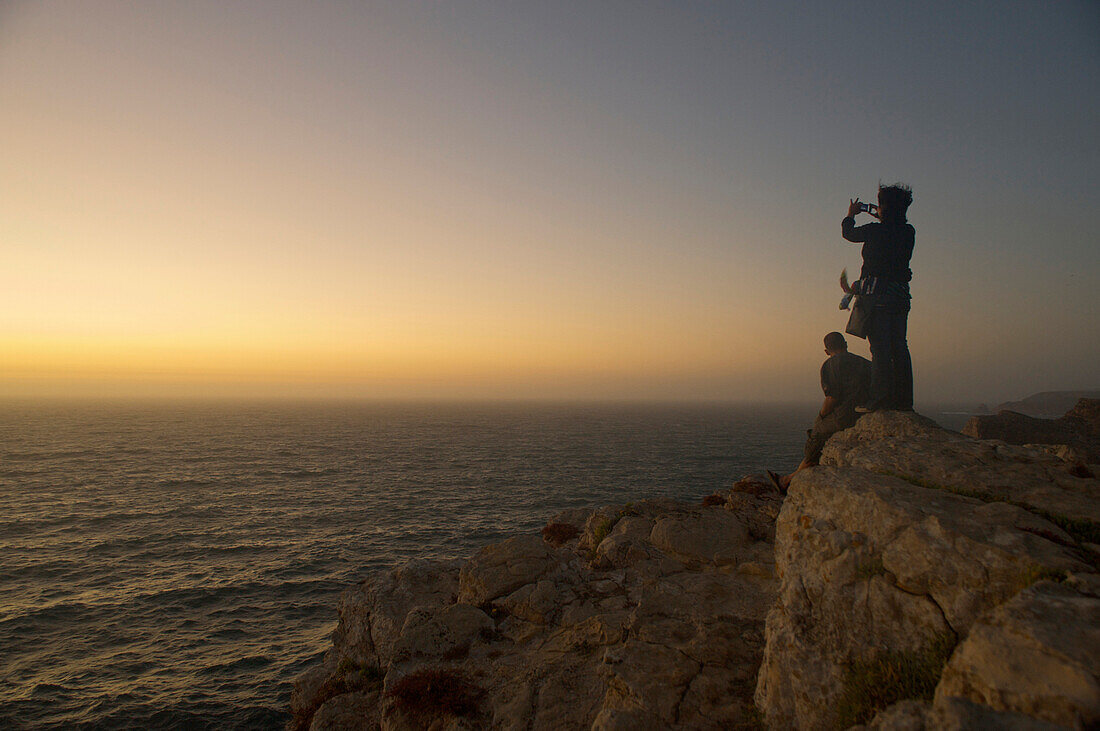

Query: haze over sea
<box><xmin>0</xmin><ymin>400</ymin><xmax>970</xmax><ymax>729</ymax></box>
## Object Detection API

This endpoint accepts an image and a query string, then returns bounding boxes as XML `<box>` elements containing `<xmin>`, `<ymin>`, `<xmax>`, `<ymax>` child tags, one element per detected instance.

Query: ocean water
<box><xmin>0</xmin><ymin>399</ymin><xmax>946</xmax><ymax>729</ymax></box>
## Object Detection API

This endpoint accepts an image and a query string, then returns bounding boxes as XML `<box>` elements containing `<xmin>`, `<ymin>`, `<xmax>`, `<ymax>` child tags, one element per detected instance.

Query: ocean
<box><xmin>0</xmin><ymin>400</ymin><xmax>966</xmax><ymax>729</ymax></box>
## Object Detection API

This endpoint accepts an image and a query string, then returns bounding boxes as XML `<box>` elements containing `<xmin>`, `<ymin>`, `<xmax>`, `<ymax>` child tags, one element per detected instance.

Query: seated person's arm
<box><xmin>820</xmin><ymin>396</ymin><xmax>840</xmax><ymax>418</ymax></box>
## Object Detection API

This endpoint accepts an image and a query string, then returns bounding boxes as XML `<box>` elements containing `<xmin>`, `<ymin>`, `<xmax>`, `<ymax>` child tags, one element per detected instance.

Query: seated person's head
<box><xmin>824</xmin><ymin>331</ymin><xmax>847</xmax><ymax>355</ymax></box>
<box><xmin>877</xmin><ymin>183</ymin><xmax>913</xmax><ymax>223</ymax></box>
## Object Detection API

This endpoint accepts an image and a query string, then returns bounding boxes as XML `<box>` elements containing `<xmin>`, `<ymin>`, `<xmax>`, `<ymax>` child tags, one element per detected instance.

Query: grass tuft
<box><xmin>1018</xmin><ymin>564</ymin><xmax>1069</xmax><ymax>590</ymax></box>
<box><xmin>834</xmin><ymin>633</ymin><xmax>955</xmax><ymax>729</ymax></box>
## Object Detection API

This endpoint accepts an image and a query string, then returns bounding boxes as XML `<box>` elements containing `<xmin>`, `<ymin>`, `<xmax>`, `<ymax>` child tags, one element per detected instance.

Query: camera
<box><xmin>858</xmin><ymin>202</ymin><xmax>879</xmax><ymax>215</ymax></box>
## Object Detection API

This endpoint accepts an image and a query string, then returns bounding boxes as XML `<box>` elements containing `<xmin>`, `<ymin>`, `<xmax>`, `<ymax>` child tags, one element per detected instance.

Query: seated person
<box><xmin>771</xmin><ymin>332</ymin><xmax>871</xmax><ymax>491</ymax></box>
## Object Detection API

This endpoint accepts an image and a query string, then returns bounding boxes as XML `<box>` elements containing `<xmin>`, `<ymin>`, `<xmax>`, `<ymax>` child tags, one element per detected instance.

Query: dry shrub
<box><xmin>732</xmin><ymin>477</ymin><xmax>771</xmax><ymax>496</ymax></box>
<box><xmin>1069</xmin><ymin>462</ymin><xmax>1094</xmax><ymax>479</ymax></box>
<box><xmin>386</xmin><ymin>667</ymin><xmax>483</xmax><ymax>720</ymax></box>
<box><xmin>834</xmin><ymin>633</ymin><xmax>955</xmax><ymax>728</ymax></box>
<box><xmin>702</xmin><ymin>493</ymin><xmax>726</xmax><ymax>507</ymax></box>
<box><xmin>542</xmin><ymin>522</ymin><xmax>580</xmax><ymax>546</ymax></box>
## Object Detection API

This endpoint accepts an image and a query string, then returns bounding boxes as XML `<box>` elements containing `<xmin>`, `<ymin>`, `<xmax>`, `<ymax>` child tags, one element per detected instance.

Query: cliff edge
<box><xmin>290</xmin><ymin>410</ymin><xmax>1100</xmax><ymax>730</ymax></box>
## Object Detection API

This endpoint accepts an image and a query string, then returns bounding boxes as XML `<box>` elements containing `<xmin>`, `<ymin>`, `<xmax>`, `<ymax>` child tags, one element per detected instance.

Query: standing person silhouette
<box><xmin>842</xmin><ymin>184</ymin><xmax>915</xmax><ymax>411</ymax></box>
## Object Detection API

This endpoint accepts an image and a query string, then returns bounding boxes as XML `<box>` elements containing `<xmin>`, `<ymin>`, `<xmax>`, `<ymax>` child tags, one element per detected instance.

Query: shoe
<box><xmin>855</xmin><ymin>406</ymin><xmax>873</xmax><ymax>414</ymax></box>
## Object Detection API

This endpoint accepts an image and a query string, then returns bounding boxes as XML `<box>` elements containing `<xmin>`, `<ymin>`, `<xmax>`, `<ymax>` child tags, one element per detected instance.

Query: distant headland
<box><xmin>992</xmin><ymin>390</ymin><xmax>1100</xmax><ymax>418</ymax></box>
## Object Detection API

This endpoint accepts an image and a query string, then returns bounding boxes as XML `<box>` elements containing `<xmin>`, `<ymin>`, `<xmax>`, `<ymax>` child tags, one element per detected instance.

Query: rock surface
<box><xmin>290</xmin><ymin>410</ymin><xmax>1099</xmax><ymax>730</ymax></box>
<box><xmin>963</xmin><ymin>398</ymin><xmax>1100</xmax><ymax>465</ymax></box>
<box><xmin>758</xmin><ymin>411</ymin><xmax>1099</xmax><ymax>730</ymax></box>
<box><xmin>935</xmin><ymin>580</ymin><xmax>1100</xmax><ymax>727</ymax></box>
<box><xmin>289</xmin><ymin>490</ymin><xmax>780</xmax><ymax>730</ymax></box>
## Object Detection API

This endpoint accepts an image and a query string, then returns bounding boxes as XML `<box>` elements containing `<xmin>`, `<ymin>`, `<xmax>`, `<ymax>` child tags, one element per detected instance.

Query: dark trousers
<box><xmin>867</xmin><ymin>304</ymin><xmax>913</xmax><ymax>410</ymax></box>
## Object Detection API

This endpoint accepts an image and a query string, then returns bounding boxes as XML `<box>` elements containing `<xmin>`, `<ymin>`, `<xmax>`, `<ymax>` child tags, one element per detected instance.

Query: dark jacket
<box><xmin>841</xmin><ymin>217</ymin><xmax>915</xmax><ymax>283</ymax></box>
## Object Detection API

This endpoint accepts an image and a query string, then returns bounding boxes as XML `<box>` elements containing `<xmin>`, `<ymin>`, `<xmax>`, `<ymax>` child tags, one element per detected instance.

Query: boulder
<box><xmin>308</xmin><ymin>691</ymin><xmax>380</xmax><ymax>731</ymax></box>
<box><xmin>648</xmin><ymin>510</ymin><xmax>751</xmax><ymax>566</ymax></box>
<box><xmin>597</xmin><ymin>640</ymin><xmax>701</xmax><ymax>725</ymax></box>
<box><xmin>858</xmin><ymin>697</ymin><xmax>1065</xmax><ymax>730</ymax></box>
<box><xmin>755</xmin><ymin>464</ymin><xmax>1091</xmax><ymax>729</ymax></box>
<box><xmin>292</xmin><ymin>409</ymin><xmax>1099</xmax><ymax>731</ymax></box>
<box><xmin>330</xmin><ymin>559</ymin><xmax>462</xmax><ymax>669</ymax></box>
<box><xmin>963</xmin><ymin>398</ymin><xmax>1100</xmax><ymax>464</ymax></box>
<box><xmin>935</xmin><ymin>581</ymin><xmax>1100</xmax><ymax>728</ymax></box>
<box><xmin>823</xmin><ymin>410</ymin><xmax>1100</xmax><ymax>524</ymax></box>
<box><xmin>292</xmin><ymin>498</ymin><xmax>777</xmax><ymax>730</ymax></box>
<box><xmin>457</xmin><ymin>534</ymin><xmax>560</xmax><ymax>606</ymax></box>
<box><xmin>962</xmin><ymin>411</ymin><xmax>1081</xmax><ymax>449</ymax></box>
<box><xmin>391</xmin><ymin>604</ymin><xmax>494</xmax><ymax>663</ymax></box>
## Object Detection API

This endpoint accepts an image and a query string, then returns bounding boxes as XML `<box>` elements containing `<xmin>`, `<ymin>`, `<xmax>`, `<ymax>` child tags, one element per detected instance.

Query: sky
<box><xmin>1</xmin><ymin>1</ymin><xmax>1097</xmax><ymax>404</ymax></box>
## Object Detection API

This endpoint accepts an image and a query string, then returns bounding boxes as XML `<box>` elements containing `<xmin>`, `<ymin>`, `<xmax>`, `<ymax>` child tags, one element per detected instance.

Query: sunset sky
<box><xmin>1</xmin><ymin>1</ymin><xmax>1097</xmax><ymax>403</ymax></box>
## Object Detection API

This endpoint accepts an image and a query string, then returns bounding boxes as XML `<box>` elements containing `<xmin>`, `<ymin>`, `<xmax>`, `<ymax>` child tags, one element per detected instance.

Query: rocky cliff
<box><xmin>992</xmin><ymin>392</ymin><xmax>1100</xmax><ymax>419</ymax></box>
<box><xmin>289</xmin><ymin>410</ymin><xmax>1100</xmax><ymax>730</ymax></box>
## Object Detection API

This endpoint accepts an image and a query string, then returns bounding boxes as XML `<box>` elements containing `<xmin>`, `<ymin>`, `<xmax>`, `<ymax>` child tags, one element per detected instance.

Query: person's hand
<box><xmin>847</xmin><ymin>199</ymin><xmax>863</xmax><ymax>218</ymax></box>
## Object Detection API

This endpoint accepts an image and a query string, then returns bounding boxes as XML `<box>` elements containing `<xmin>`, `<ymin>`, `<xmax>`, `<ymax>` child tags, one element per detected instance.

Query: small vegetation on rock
<box><xmin>386</xmin><ymin>667</ymin><xmax>483</xmax><ymax>720</ymax></box>
<box><xmin>542</xmin><ymin>522</ymin><xmax>580</xmax><ymax>546</ymax></box>
<box><xmin>1018</xmin><ymin>564</ymin><xmax>1068</xmax><ymax>589</ymax></box>
<box><xmin>833</xmin><ymin>633</ymin><xmax>955</xmax><ymax>729</ymax></box>
<box><xmin>854</xmin><ymin>555</ymin><xmax>886</xmax><ymax>580</ymax></box>
<box><xmin>1024</xmin><ymin>508</ymin><xmax>1100</xmax><ymax>546</ymax></box>
<box><xmin>587</xmin><ymin>510</ymin><xmax>632</xmax><ymax>560</ymax></box>
<box><xmin>702</xmin><ymin>493</ymin><xmax>726</xmax><ymax>507</ymax></box>
<box><xmin>592</xmin><ymin>517</ymin><xmax>613</xmax><ymax>546</ymax></box>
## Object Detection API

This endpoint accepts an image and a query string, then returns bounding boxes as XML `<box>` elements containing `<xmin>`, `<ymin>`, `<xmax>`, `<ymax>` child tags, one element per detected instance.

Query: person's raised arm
<box><xmin>842</xmin><ymin>199</ymin><xmax>870</xmax><ymax>243</ymax></box>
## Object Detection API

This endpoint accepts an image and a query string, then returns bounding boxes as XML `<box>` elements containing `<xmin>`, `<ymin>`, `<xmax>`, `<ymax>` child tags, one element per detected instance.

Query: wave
<box><xmin>2</xmin><ymin>449</ymin><xmax>100</xmax><ymax>462</ymax></box>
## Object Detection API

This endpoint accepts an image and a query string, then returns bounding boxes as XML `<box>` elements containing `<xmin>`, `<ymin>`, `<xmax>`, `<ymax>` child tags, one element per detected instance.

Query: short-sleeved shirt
<box><xmin>821</xmin><ymin>351</ymin><xmax>872</xmax><ymax>414</ymax></box>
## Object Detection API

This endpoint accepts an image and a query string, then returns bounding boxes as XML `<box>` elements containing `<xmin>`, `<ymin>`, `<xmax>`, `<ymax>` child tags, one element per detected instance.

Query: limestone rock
<box><xmin>930</xmin><ymin>696</ymin><xmax>1066</xmax><ymax>730</ymax></box>
<box><xmin>860</xmin><ymin>699</ymin><xmax>929</xmax><ymax>730</ymax></box>
<box><xmin>308</xmin><ymin>691</ymin><xmax>380</xmax><ymax>731</ymax></box>
<box><xmin>936</xmin><ymin>581</ymin><xmax>1100</xmax><ymax>728</ymax></box>
<box><xmin>725</xmin><ymin>475</ymin><xmax>785</xmax><ymax>542</ymax></box>
<box><xmin>293</xmin><ymin>497</ymin><xmax>777</xmax><ymax>730</ymax></box>
<box><xmin>858</xmin><ymin>697</ymin><xmax>1065</xmax><ymax>730</ymax></box>
<box><xmin>457</xmin><ymin>534</ymin><xmax>560</xmax><ymax>606</ymax></box>
<box><xmin>332</xmin><ymin>559</ymin><xmax>462</xmax><ymax>669</ymax></box>
<box><xmin>964</xmin><ymin>398</ymin><xmax>1100</xmax><ymax>463</ymax></box>
<box><xmin>598</xmin><ymin>640</ymin><xmax>701</xmax><ymax>724</ymax></box>
<box><xmin>648</xmin><ymin>510</ymin><xmax>751</xmax><ymax>566</ymax></box>
<box><xmin>755</xmin><ymin>465</ymin><xmax>1090</xmax><ymax>729</ymax></box>
<box><xmin>495</xmin><ymin>579</ymin><xmax>576</xmax><ymax>625</ymax></box>
<box><xmin>292</xmin><ymin>408</ymin><xmax>1099</xmax><ymax>731</ymax></box>
<box><xmin>290</xmin><ymin>662</ymin><xmax>338</xmax><ymax>729</ymax></box>
<box><xmin>822</xmin><ymin>410</ymin><xmax>1100</xmax><ymax>524</ymax></box>
<box><xmin>591</xmin><ymin>516</ymin><xmax>658</xmax><ymax>570</ymax></box>
<box><xmin>963</xmin><ymin>411</ymin><xmax>1081</xmax><ymax>450</ymax></box>
<box><xmin>391</xmin><ymin>604</ymin><xmax>493</xmax><ymax>662</ymax></box>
